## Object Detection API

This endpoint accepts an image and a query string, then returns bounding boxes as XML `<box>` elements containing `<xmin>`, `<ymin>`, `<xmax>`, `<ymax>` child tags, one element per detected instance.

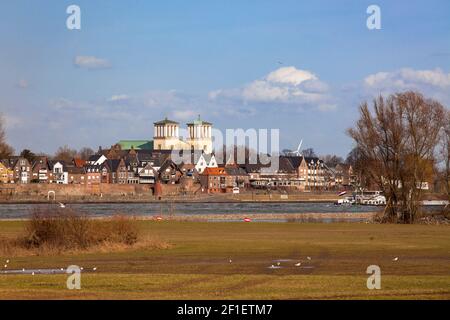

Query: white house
<box><xmin>195</xmin><ymin>153</ymin><xmax>218</xmax><ymax>174</ymax></box>
<box><xmin>52</xmin><ymin>162</ymin><xmax>68</xmax><ymax>184</ymax></box>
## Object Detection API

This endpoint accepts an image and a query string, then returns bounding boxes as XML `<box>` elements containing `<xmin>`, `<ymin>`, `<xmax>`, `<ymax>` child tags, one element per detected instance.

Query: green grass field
<box><xmin>0</xmin><ymin>221</ymin><xmax>449</xmax><ymax>299</ymax></box>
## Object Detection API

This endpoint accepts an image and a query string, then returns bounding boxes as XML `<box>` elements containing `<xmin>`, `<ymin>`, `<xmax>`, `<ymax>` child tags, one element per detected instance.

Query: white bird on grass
<box><xmin>229</xmin><ymin>259</ymin><xmax>232</xmax><ymax>263</ymax></box>
<box><xmin>58</xmin><ymin>203</ymin><xmax>66</xmax><ymax>208</ymax></box>
<box><xmin>6</xmin><ymin>259</ymin><xmax>9</xmax><ymax>263</ymax></box>
<box><xmin>4</xmin><ymin>265</ymin><xmax>7</xmax><ymax>268</ymax></box>
<box><xmin>295</xmin><ymin>262</ymin><xmax>302</xmax><ymax>267</ymax></box>
<box><xmin>307</xmin><ymin>256</ymin><xmax>311</xmax><ymax>261</ymax></box>
<box><xmin>93</xmin><ymin>267</ymin><xmax>97</xmax><ymax>271</ymax></box>
<box><xmin>277</xmin><ymin>262</ymin><xmax>281</xmax><ymax>266</ymax></box>
<box><xmin>393</xmin><ymin>257</ymin><xmax>399</xmax><ymax>262</ymax></box>
<box><xmin>32</xmin><ymin>272</ymin><xmax>35</xmax><ymax>276</ymax></box>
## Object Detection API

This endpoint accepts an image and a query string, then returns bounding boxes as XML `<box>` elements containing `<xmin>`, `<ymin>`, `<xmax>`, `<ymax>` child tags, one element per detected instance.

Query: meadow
<box><xmin>0</xmin><ymin>220</ymin><xmax>449</xmax><ymax>299</ymax></box>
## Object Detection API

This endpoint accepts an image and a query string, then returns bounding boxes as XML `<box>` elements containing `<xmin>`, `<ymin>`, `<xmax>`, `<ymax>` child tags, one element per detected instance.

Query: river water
<box><xmin>0</xmin><ymin>202</ymin><xmax>381</xmax><ymax>219</ymax></box>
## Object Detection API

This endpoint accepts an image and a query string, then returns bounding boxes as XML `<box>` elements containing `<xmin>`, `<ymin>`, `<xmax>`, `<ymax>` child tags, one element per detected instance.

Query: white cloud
<box><xmin>74</xmin><ymin>56</ymin><xmax>111</xmax><ymax>69</ymax></box>
<box><xmin>265</xmin><ymin>66</ymin><xmax>317</xmax><ymax>86</ymax></box>
<box><xmin>364</xmin><ymin>68</ymin><xmax>450</xmax><ymax>89</ymax></box>
<box><xmin>108</xmin><ymin>94</ymin><xmax>129</xmax><ymax>102</ymax></box>
<box><xmin>210</xmin><ymin>66</ymin><xmax>331</xmax><ymax>108</ymax></box>
<box><xmin>363</xmin><ymin>68</ymin><xmax>450</xmax><ymax>105</ymax></box>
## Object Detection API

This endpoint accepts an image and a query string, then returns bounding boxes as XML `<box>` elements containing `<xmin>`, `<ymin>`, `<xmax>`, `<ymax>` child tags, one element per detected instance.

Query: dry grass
<box><xmin>0</xmin><ymin>207</ymin><xmax>170</xmax><ymax>256</ymax></box>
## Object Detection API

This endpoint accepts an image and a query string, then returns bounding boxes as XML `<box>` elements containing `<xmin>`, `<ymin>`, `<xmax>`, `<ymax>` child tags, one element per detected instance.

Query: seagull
<box><xmin>277</xmin><ymin>262</ymin><xmax>281</xmax><ymax>266</ymax></box>
<box><xmin>393</xmin><ymin>257</ymin><xmax>399</xmax><ymax>261</ymax></box>
<box><xmin>32</xmin><ymin>272</ymin><xmax>35</xmax><ymax>276</ymax></box>
<box><xmin>6</xmin><ymin>259</ymin><xmax>9</xmax><ymax>263</ymax></box>
<box><xmin>229</xmin><ymin>259</ymin><xmax>232</xmax><ymax>263</ymax></box>
<box><xmin>307</xmin><ymin>256</ymin><xmax>311</xmax><ymax>261</ymax></box>
<box><xmin>22</xmin><ymin>268</ymin><xmax>25</xmax><ymax>272</ymax></box>
<box><xmin>93</xmin><ymin>267</ymin><xmax>97</xmax><ymax>271</ymax></box>
<box><xmin>295</xmin><ymin>262</ymin><xmax>302</xmax><ymax>267</ymax></box>
<box><xmin>60</xmin><ymin>268</ymin><xmax>64</xmax><ymax>271</ymax></box>
<box><xmin>3</xmin><ymin>265</ymin><xmax>7</xmax><ymax>268</ymax></box>
<box><xmin>80</xmin><ymin>267</ymin><xmax>83</xmax><ymax>271</ymax></box>
<box><xmin>270</xmin><ymin>265</ymin><xmax>276</xmax><ymax>269</ymax></box>
<box><xmin>58</xmin><ymin>202</ymin><xmax>66</xmax><ymax>208</ymax></box>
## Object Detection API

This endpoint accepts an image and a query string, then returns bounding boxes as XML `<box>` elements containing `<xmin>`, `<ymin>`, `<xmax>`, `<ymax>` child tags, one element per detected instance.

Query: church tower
<box><xmin>153</xmin><ymin>118</ymin><xmax>181</xmax><ymax>150</ymax></box>
<box><xmin>186</xmin><ymin>115</ymin><xmax>213</xmax><ymax>154</ymax></box>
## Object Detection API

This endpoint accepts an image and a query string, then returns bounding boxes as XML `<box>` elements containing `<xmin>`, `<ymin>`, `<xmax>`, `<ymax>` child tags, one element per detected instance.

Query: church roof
<box><xmin>154</xmin><ymin>118</ymin><xmax>179</xmax><ymax>125</ymax></box>
<box><xmin>117</xmin><ymin>140</ymin><xmax>153</xmax><ymax>150</ymax></box>
<box><xmin>186</xmin><ymin>115</ymin><xmax>212</xmax><ymax>126</ymax></box>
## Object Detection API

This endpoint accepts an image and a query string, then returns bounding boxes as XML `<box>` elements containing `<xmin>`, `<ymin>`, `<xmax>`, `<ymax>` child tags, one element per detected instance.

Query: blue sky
<box><xmin>0</xmin><ymin>0</ymin><xmax>449</xmax><ymax>156</ymax></box>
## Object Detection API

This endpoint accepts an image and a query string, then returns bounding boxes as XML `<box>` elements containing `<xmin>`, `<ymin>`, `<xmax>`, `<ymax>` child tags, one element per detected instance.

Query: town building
<box><xmin>32</xmin><ymin>157</ymin><xmax>52</xmax><ymax>183</ymax></box>
<box><xmin>199</xmin><ymin>167</ymin><xmax>233</xmax><ymax>193</ymax></box>
<box><xmin>0</xmin><ymin>161</ymin><xmax>13</xmax><ymax>184</ymax></box>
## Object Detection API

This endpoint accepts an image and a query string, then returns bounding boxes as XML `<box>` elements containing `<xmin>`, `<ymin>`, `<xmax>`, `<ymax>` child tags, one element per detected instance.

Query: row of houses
<box><xmin>0</xmin><ymin>146</ymin><xmax>355</xmax><ymax>193</ymax></box>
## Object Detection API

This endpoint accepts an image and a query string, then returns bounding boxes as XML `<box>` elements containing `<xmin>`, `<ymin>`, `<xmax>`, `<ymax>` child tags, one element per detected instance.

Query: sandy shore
<box><xmin>138</xmin><ymin>211</ymin><xmax>379</xmax><ymax>222</ymax></box>
<box><xmin>0</xmin><ymin>211</ymin><xmax>379</xmax><ymax>222</ymax></box>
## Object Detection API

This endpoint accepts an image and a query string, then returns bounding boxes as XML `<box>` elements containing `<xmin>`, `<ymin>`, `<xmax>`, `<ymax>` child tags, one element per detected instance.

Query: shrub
<box><xmin>22</xmin><ymin>207</ymin><xmax>139</xmax><ymax>250</ymax></box>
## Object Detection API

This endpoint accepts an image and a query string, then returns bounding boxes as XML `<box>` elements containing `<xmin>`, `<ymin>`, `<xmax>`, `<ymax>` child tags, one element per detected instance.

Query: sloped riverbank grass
<box><xmin>0</xmin><ymin>221</ymin><xmax>449</xmax><ymax>299</ymax></box>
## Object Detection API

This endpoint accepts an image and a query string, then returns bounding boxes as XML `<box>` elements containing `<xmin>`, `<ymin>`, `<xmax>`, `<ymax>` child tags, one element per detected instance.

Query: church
<box><xmin>116</xmin><ymin>116</ymin><xmax>213</xmax><ymax>154</ymax></box>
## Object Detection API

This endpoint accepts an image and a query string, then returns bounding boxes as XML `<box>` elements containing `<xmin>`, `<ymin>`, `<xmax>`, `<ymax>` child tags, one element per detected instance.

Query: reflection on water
<box><xmin>0</xmin><ymin>202</ymin><xmax>381</xmax><ymax>219</ymax></box>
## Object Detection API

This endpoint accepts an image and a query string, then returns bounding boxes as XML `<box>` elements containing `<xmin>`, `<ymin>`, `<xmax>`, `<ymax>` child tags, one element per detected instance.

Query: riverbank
<box><xmin>0</xmin><ymin>221</ymin><xmax>449</xmax><ymax>299</ymax></box>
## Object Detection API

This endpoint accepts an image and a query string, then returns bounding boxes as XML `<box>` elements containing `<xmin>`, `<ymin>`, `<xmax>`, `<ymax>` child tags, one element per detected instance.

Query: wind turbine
<box><xmin>289</xmin><ymin>140</ymin><xmax>303</xmax><ymax>156</ymax></box>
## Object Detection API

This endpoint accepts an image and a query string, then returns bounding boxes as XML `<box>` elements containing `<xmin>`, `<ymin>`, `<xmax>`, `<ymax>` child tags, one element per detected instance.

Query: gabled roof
<box><xmin>66</xmin><ymin>165</ymin><xmax>85</xmax><ymax>174</ymax></box>
<box><xmin>32</xmin><ymin>157</ymin><xmax>50</xmax><ymax>170</ymax></box>
<box><xmin>104</xmin><ymin>159</ymin><xmax>124</xmax><ymax>172</ymax></box>
<box><xmin>4</xmin><ymin>157</ymin><xmax>30</xmax><ymax>168</ymax></box>
<box><xmin>88</xmin><ymin>154</ymin><xmax>102</xmax><ymax>162</ymax></box>
<box><xmin>49</xmin><ymin>160</ymin><xmax>69</xmax><ymax>171</ymax></box>
<box><xmin>202</xmin><ymin>167</ymin><xmax>227</xmax><ymax>176</ymax></box>
<box><xmin>159</xmin><ymin>158</ymin><xmax>181</xmax><ymax>172</ymax></box>
<box><xmin>277</xmin><ymin>157</ymin><xmax>296</xmax><ymax>173</ymax></box>
<box><xmin>0</xmin><ymin>159</ymin><xmax>14</xmax><ymax>169</ymax></box>
<box><xmin>154</xmin><ymin>118</ymin><xmax>179</xmax><ymax>125</ymax></box>
<box><xmin>186</xmin><ymin>115</ymin><xmax>212</xmax><ymax>126</ymax></box>
<box><xmin>224</xmin><ymin>166</ymin><xmax>247</xmax><ymax>176</ymax></box>
<box><xmin>202</xmin><ymin>153</ymin><xmax>214</xmax><ymax>163</ymax></box>
<box><xmin>73</xmin><ymin>158</ymin><xmax>86</xmax><ymax>168</ymax></box>
<box><xmin>282</xmin><ymin>156</ymin><xmax>302</xmax><ymax>168</ymax></box>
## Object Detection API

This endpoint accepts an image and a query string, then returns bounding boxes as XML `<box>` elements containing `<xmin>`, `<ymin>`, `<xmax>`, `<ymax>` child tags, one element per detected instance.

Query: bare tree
<box><xmin>77</xmin><ymin>147</ymin><xmax>95</xmax><ymax>160</ymax></box>
<box><xmin>54</xmin><ymin>145</ymin><xmax>78</xmax><ymax>162</ymax></box>
<box><xmin>20</xmin><ymin>149</ymin><xmax>37</xmax><ymax>164</ymax></box>
<box><xmin>0</xmin><ymin>115</ymin><xmax>14</xmax><ymax>159</ymax></box>
<box><xmin>348</xmin><ymin>91</ymin><xmax>446</xmax><ymax>223</ymax></box>
<box><xmin>441</xmin><ymin>110</ymin><xmax>450</xmax><ymax>202</ymax></box>
<box><xmin>301</xmin><ymin>148</ymin><xmax>317</xmax><ymax>158</ymax></box>
<box><xmin>321</xmin><ymin>154</ymin><xmax>344</xmax><ymax>168</ymax></box>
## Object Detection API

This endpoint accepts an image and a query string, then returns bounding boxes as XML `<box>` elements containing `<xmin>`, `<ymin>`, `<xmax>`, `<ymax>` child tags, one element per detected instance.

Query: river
<box><xmin>0</xmin><ymin>202</ymin><xmax>381</xmax><ymax>219</ymax></box>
